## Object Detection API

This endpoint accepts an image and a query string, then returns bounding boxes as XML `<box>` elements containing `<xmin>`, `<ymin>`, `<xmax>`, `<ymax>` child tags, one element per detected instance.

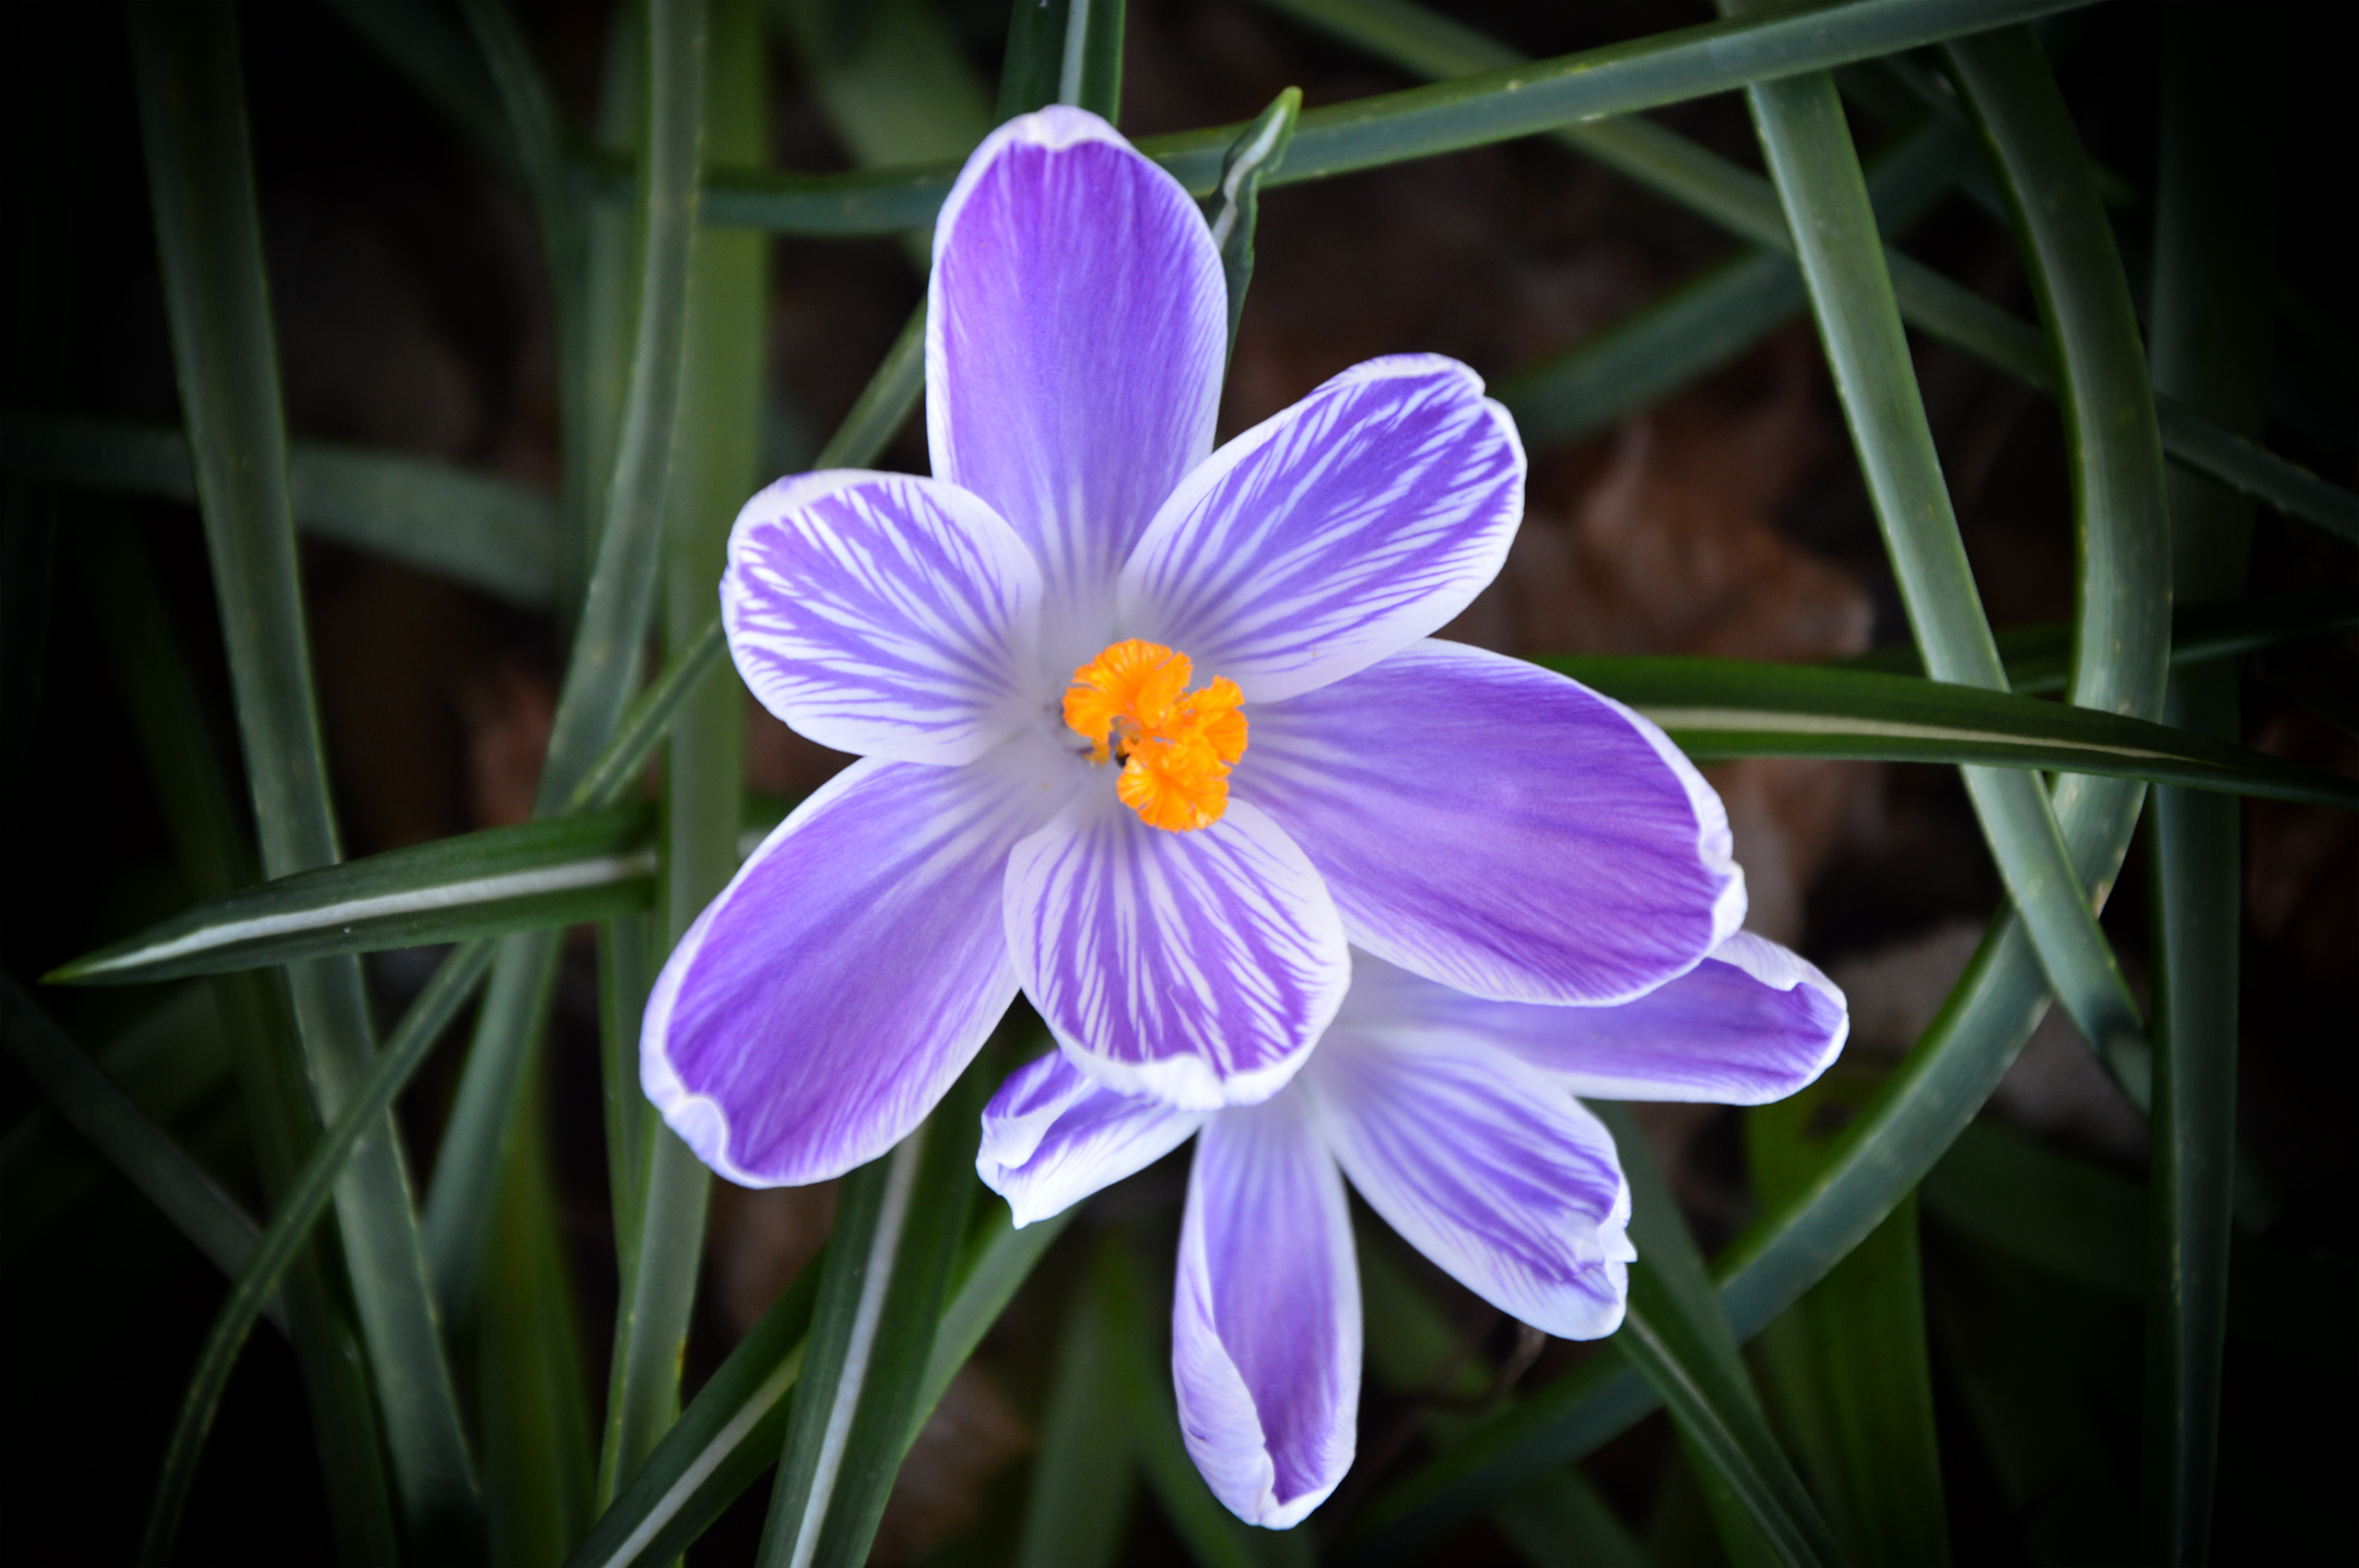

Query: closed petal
<box><xmin>928</xmin><ymin>105</ymin><xmax>1226</xmax><ymax>662</ymax></box>
<box><xmin>977</xmin><ymin>1049</ymin><xmax>1204</xmax><ymax>1227</ymax></box>
<box><xmin>1004</xmin><ymin>794</ymin><xmax>1349</xmax><ymax>1111</ymax></box>
<box><xmin>1304</xmin><ymin>1024</ymin><xmax>1632</xmax><ymax>1340</ymax></box>
<box><xmin>1236</xmin><ymin>639</ymin><xmax>1744</xmax><ymax>1005</ymax></box>
<box><xmin>1353</xmin><ymin>933</ymin><xmax>1848</xmax><ymax>1105</ymax></box>
<box><xmin>1174</xmin><ymin>1091</ymin><xmax>1359</xmax><ymax>1529</ymax></box>
<box><xmin>642</xmin><ymin>747</ymin><xmax>1063</xmax><ymax>1186</ymax></box>
<box><xmin>722</xmin><ymin>470</ymin><xmax>1042</xmax><ymax>766</ymax></box>
<box><xmin>1119</xmin><ymin>356</ymin><xmax>1524</xmax><ymax>702</ymax></box>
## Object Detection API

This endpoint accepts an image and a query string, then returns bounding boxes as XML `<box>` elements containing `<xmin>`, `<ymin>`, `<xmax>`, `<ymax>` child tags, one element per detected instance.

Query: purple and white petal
<box><xmin>643</xmin><ymin>744</ymin><xmax>1067</xmax><ymax>1187</ymax></box>
<box><xmin>1174</xmin><ymin>1089</ymin><xmax>1359</xmax><ymax>1529</ymax></box>
<box><xmin>1236</xmin><ymin>639</ymin><xmax>1744</xmax><ymax>1005</ymax></box>
<box><xmin>1003</xmin><ymin>794</ymin><xmax>1349</xmax><ymax>1111</ymax></box>
<box><xmin>1303</xmin><ymin>1024</ymin><xmax>1633</xmax><ymax>1340</ymax></box>
<box><xmin>977</xmin><ymin>1049</ymin><xmax>1205</xmax><ymax>1227</ymax></box>
<box><xmin>1375</xmin><ymin>931</ymin><xmax>1848</xmax><ymax>1104</ymax></box>
<box><xmin>927</xmin><ymin>106</ymin><xmax>1226</xmax><ymax>663</ymax></box>
<box><xmin>1118</xmin><ymin>356</ymin><xmax>1524</xmax><ymax>702</ymax></box>
<box><xmin>722</xmin><ymin>471</ymin><xmax>1043</xmax><ymax>766</ymax></box>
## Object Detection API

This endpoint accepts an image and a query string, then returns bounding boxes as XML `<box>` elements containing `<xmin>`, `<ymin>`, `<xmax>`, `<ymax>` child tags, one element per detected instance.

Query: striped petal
<box><xmin>722</xmin><ymin>470</ymin><xmax>1042</xmax><ymax>766</ymax></box>
<box><xmin>1304</xmin><ymin>1020</ymin><xmax>1632</xmax><ymax>1340</ymax></box>
<box><xmin>1003</xmin><ymin>794</ymin><xmax>1349</xmax><ymax>1111</ymax></box>
<box><xmin>642</xmin><ymin>745</ymin><xmax>1063</xmax><ymax>1187</ymax></box>
<box><xmin>928</xmin><ymin>105</ymin><xmax>1226</xmax><ymax>667</ymax></box>
<box><xmin>1174</xmin><ymin>1089</ymin><xmax>1359</xmax><ymax>1529</ymax></box>
<box><xmin>1356</xmin><ymin>933</ymin><xmax>1848</xmax><ymax>1104</ymax></box>
<box><xmin>1236</xmin><ymin>639</ymin><xmax>1745</xmax><ymax>1005</ymax></box>
<box><xmin>977</xmin><ymin>1049</ymin><xmax>1205</xmax><ymax>1227</ymax></box>
<box><xmin>1119</xmin><ymin>355</ymin><xmax>1524</xmax><ymax>703</ymax></box>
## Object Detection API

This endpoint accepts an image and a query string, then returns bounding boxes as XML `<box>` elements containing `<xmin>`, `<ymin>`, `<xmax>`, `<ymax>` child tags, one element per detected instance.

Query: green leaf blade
<box><xmin>50</xmin><ymin>805</ymin><xmax>656</xmax><ymax>986</ymax></box>
<box><xmin>1748</xmin><ymin>1076</ymin><xmax>1949</xmax><ymax>1566</ymax></box>
<box><xmin>2138</xmin><ymin>8</ymin><xmax>2283</xmax><ymax>1559</ymax></box>
<box><xmin>1595</xmin><ymin>1102</ymin><xmax>1839</xmax><ymax>1568</ymax></box>
<box><xmin>755</xmin><ymin>1066</ymin><xmax>986</xmax><ymax>1568</ymax></box>
<box><xmin>130</xmin><ymin>5</ymin><xmax>484</xmax><ymax>1550</ymax></box>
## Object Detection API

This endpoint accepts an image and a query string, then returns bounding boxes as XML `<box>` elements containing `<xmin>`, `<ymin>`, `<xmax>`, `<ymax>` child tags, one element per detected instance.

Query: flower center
<box><xmin>1062</xmin><ymin>639</ymin><xmax>1248</xmax><ymax>833</ymax></box>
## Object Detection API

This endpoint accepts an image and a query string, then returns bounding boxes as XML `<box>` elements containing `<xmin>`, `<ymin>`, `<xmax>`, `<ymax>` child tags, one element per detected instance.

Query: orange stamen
<box><xmin>1063</xmin><ymin>639</ymin><xmax>1249</xmax><ymax>832</ymax></box>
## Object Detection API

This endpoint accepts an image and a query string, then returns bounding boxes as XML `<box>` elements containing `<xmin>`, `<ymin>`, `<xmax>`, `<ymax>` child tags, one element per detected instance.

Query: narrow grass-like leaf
<box><xmin>913</xmin><ymin>1203</ymin><xmax>1076</xmax><ymax>1423</ymax></box>
<box><xmin>0</xmin><ymin>413</ymin><xmax>556</xmax><ymax>607</ymax></box>
<box><xmin>1263</xmin><ymin>0</ymin><xmax>2359</xmax><ymax>551</ymax></box>
<box><xmin>1497</xmin><ymin>113</ymin><xmax>1972</xmax><ymax>448</ymax></box>
<box><xmin>479</xmin><ymin>1053</ymin><xmax>598</xmax><ymax>1567</ymax></box>
<box><xmin>463</xmin><ymin>0</ymin><xmax>596</xmax><ymax>625</ymax></box>
<box><xmin>1734</xmin><ymin>27</ymin><xmax>2157</xmax><ymax>1102</ymax></box>
<box><xmin>571</xmin><ymin>615</ymin><xmax>727</xmax><ymax>810</ymax></box>
<box><xmin>1922</xmin><ymin>1122</ymin><xmax>2357</xmax><ymax>1385</ymax></box>
<box><xmin>129</xmin><ymin>7</ymin><xmax>482</xmax><ymax>1550</ymax></box>
<box><xmin>1554</xmin><ymin>656</ymin><xmax>2359</xmax><ymax>808</ymax></box>
<box><xmin>0</xmin><ymin>987</ymin><xmax>229</xmax><ymax>1258</ymax></box>
<box><xmin>593</xmin><ymin>1100</ymin><xmax>707</xmax><ymax>1491</ymax></box>
<box><xmin>1269</xmin><ymin>0</ymin><xmax>1966</xmax><ymax>449</ymax></box>
<box><xmin>2140</xmin><ymin>12</ymin><xmax>2279</xmax><ymax>1560</ymax></box>
<box><xmin>537</xmin><ymin>0</ymin><xmax>705</xmax><ymax>813</ymax></box>
<box><xmin>2154</xmin><ymin>403</ymin><xmax>2359</xmax><ymax>550</ymax></box>
<box><xmin>595</xmin><ymin>912</ymin><xmax>655</xmax><ymax>1277</ymax></box>
<box><xmin>564</xmin><ymin>1204</ymin><xmax>1073</xmax><ymax>1568</ymax></box>
<box><xmin>1014</xmin><ymin>1266</ymin><xmax>1134</xmax><ymax>1568</ymax></box>
<box><xmin>685</xmin><ymin>0</ymin><xmax>2078</xmax><ymax>239</ymax></box>
<box><xmin>576</xmin><ymin>1251</ymin><xmax>821</xmax><ymax>1568</ymax></box>
<box><xmin>1595</xmin><ymin>1102</ymin><xmax>1837</xmax><ymax>1568</ymax></box>
<box><xmin>1747</xmin><ymin>1074</ymin><xmax>1949</xmax><ymax>1565</ymax></box>
<box><xmin>422</xmin><ymin>925</ymin><xmax>563</xmax><ymax>1313</ymax></box>
<box><xmin>139</xmin><ymin>938</ymin><xmax>498</xmax><ymax>1563</ymax></box>
<box><xmin>77</xmin><ymin>514</ymin><xmax>400</xmax><ymax>1562</ymax></box>
<box><xmin>1062</xmin><ymin>0</ymin><xmax>1127</xmax><ymax>115</ymax></box>
<box><xmin>51</xmin><ymin>805</ymin><xmax>654</xmax><ymax>985</ymax></box>
<box><xmin>757</xmin><ymin>1065</ymin><xmax>985</xmax><ymax>1568</ymax></box>
<box><xmin>595</xmin><ymin>0</ymin><xmax>737</xmax><ymax>1503</ymax></box>
<box><xmin>1206</xmin><ymin>88</ymin><xmax>1301</xmax><ymax>360</ymax></box>
<box><xmin>0</xmin><ymin>977</ymin><xmax>284</xmax><ymax>1333</ymax></box>
<box><xmin>1497</xmin><ymin>249</ymin><xmax>1804</xmax><ymax>450</ymax></box>
<box><xmin>1838</xmin><ymin>589</ymin><xmax>2359</xmax><ymax>694</ymax></box>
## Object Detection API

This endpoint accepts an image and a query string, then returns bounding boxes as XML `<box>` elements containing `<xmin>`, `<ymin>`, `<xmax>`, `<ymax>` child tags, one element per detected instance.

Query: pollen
<box><xmin>1063</xmin><ymin>639</ymin><xmax>1248</xmax><ymax>832</ymax></box>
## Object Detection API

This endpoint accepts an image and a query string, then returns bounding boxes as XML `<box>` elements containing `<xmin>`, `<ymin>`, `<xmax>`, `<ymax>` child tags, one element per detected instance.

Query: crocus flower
<box><xmin>978</xmin><ymin>934</ymin><xmax>1848</xmax><ymax>1527</ymax></box>
<box><xmin>641</xmin><ymin>104</ymin><xmax>1742</xmax><ymax>1186</ymax></box>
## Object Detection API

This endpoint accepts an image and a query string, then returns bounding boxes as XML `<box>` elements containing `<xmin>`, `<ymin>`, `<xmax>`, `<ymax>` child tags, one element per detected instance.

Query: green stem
<box><xmin>462</xmin><ymin>0</ymin><xmax>595</xmax><ymax>630</ymax></box>
<box><xmin>140</xmin><ymin>940</ymin><xmax>499</xmax><ymax>1564</ymax></box>
<box><xmin>128</xmin><ymin>5</ymin><xmax>483</xmax><ymax>1552</ymax></box>
<box><xmin>2140</xmin><ymin>7</ymin><xmax>2281</xmax><ymax>1562</ymax></box>
<box><xmin>79</xmin><ymin>515</ymin><xmax>399</xmax><ymax>1564</ymax></box>
<box><xmin>600</xmin><ymin>0</ymin><xmax>757</xmax><ymax>1503</ymax></box>
<box><xmin>0</xmin><ymin>978</ymin><xmax>282</xmax><ymax>1330</ymax></box>
<box><xmin>1733</xmin><ymin>23</ymin><xmax>2154</xmax><ymax>1099</ymax></box>
<box><xmin>422</xmin><ymin>0</ymin><xmax>707</xmax><ymax>1334</ymax></box>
